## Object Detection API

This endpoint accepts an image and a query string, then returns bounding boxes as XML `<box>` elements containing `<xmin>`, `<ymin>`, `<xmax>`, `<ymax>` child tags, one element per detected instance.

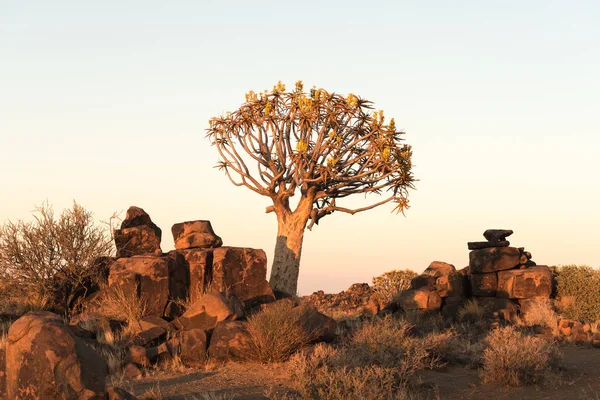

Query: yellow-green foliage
<box><xmin>372</xmin><ymin>269</ymin><xmax>418</xmax><ymax>304</ymax></box>
<box><xmin>480</xmin><ymin>326</ymin><xmax>561</xmax><ymax>387</ymax></box>
<box><xmin>555</xmin><ymin>265</ymin><xmax>600</xmax><ymax>322</ymax></box>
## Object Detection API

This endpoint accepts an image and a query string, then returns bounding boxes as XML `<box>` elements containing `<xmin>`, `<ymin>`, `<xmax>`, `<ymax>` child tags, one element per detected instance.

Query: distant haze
<box><xmin>1</xmin><ymin>1</ymin><xmax>598</xmax><ymax>295</ymax></box>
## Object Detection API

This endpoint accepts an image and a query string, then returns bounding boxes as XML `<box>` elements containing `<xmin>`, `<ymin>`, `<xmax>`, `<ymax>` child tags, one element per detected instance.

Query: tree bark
<box><xmin>269</xmin><ymin>203</ymin><xmax>311</xmax><ymax>296</ymax></box>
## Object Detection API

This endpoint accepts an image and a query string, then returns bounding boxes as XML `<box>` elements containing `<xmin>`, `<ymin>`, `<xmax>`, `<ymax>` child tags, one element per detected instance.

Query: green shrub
<box><xmin>555</xmin><ymin>265</ymin><xmax>600</xmax><ymax>322</ymax></box>
<box><xmin>480</xmin><ymin>326</ymin><xmax>561</xmax><ymax>387</ymax></box>
<box><xmin>372</xmin><ymin>269</ymin><xmax>418</xmax><ymax>304</ymax></box>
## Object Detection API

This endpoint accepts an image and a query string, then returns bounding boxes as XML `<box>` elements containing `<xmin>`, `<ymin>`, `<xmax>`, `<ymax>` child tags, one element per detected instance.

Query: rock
<box><xmin>172</xmin><ymin>291</ymin><xmax>243</xmax><ymax>331</ymax></box>
<box><xmin>421</xmin><ymin>261</ymin><xmax>456</xmax><ymax>277</ymax></box>
<box><xmin>592</xmin><ymin>333</ymin><xmax>600</xmax><ymax>348</ymax></box>
<box><xmin>128</xmin><ymin>346</ymin><xmax>150</xmax><ymax>367</ymax></box>
<box><xmin>132</xmin><ymin>325</ymin><xmax>167</xmax><ymax>347</ymax></box>
<box><xmin>169</xmin><ymin>329</ymin><xmax>208</xmax><ymax>367</ymax></box>
<box><xmin>123</xmin><ymin>363</ymin><xmax>142</xmax><ymax>379</ymax></box>
<box><xmin>483</xmin><ymin>229</ymin><xmax>513</xmax><ymax>242</ymax></box>
<box><xmin>295</xmin><ymin>304</ymin><xmax>337</xmax><ymax>343</ymax></box>
<box><xmin>397</xmin><ymin>287</ymin><xmax>442</xmax><ymax>311</ymax></box>
<box><xmin>0</xmin><ymin>347</ymin><xmax>5</xmax><ymax>398</ymax></box>
<box><xmin>497</xmin><ymin>266</ymin><xmax>552</xmax><ymax>299</ymax></box>
<box><xmin>5</xmin><ymin>312</ymin><xmax>107</xmax><ymax>399</ymax></box>
<box><xmin>558</xmin><ymin>319</ymin><xmax>584</xmax><ymax>337</ymax></box>
<box><xmin>410</xmin><ymin>275</ymin><xmax>437</xmax><ymax>289</ymax></box>
<box><xmin>469</xmin><ymin>247</ymin><xmax>521</xmax><ymax>274</ymax></box>
<box><xmin>467</xmin><ymin>241</ymin><xmax>510</xmax><ymax>250</ymax></box>
<box><xmin>470</xmin><ymin>273</ymin><xmax>498</xmax><ymax>297</ymax></box>
<box><xmin>107</xmin><ymin>385</ymin><xmax>138</xmax><ymax>400</ymax></box>
<box><xmin>140</xmin><ymin>315</ymin><xmax>175</xmax><ymax>333</ymax></box>
<box><xmin>517</xmin><ymin>298</ymin><xmax>542</xmax><ymax>319</ymax></box>
<box><xmin>212</xmin><ymin>247</ymin><xmax>275</xmax><ymax>309</ymax></box>
<box><xmin>114</xmin><ymin>226</ymin><xmax>162</xmax><ymax>258</ymax></box>
<box><xmin>435</xmin><ymin>273</ymin><xmax>467</xmax><ymax>297</ymax></box>
<box><xmin>207</xmin><ymin>321</ymin><xmax>252</xmax><ymax>362</ymax></box>
<box><xmin>172</xmin><ymin>220</ymin><xmax>223</xmax><ymax>250</ymax></box>
<box><xmin>441</xmin><ymin>297</ymin><xmax>465</xmax><ymax>319</ymax></box>
<box><xmin>175</xmin><ymin>248</ymin><xmax>214</xmax><ymax>303</ymax></box>
<box><xmin>146</xmin><ymin>342</ymin><xmax>173</xmax><ymax>364</ymax></box>
<box><xmin>474</xmin><ymin>297</ymin><xmax>518</xmax><ymax>315</ymax></box>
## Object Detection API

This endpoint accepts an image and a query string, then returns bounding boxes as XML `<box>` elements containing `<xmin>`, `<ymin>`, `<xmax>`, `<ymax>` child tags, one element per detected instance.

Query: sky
<box><xmin>1</xmin><ymin>1</ymin><xmax>599</xmax><ymax>295</ymax></box>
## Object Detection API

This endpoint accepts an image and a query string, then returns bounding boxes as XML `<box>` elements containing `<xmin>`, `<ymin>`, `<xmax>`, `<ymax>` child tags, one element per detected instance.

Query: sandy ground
<box><xmin>125</xmin><ymin>347</ymin><xmax>600</xmax><ymax>399</ymax></box>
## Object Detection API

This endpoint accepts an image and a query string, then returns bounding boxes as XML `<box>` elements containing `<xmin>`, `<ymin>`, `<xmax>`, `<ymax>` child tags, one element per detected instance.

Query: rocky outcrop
<box><xmin>172</xmin><ymin>291</ymin><xmax>244</xmax><ymax>331</ymax></box>
<box><xmin>302</xmin><ymin>283</ymin><xmax>382</xmax><ymax>318</ymax></box>
<box><xmin>397</xmin><ymin>287</ymin><xmax>442</xmax><ymax>311</ymax></box>
<box><xmin>4</xmin><ymin>312</ymin><xmax>108</xmax><ymax>399</ymax></box>
<box><xmin>497</xmin><ymin>266</ymin><xmax>552</xmax><ymax>299</ymax></box>
<box><xmin>114</xmin><ymin>206</ymin><xmax>162</xmax><ymax>257</ymax></box>
<box><xmin>211</xmin><ymin>247</ymin><xmax>275</xmax><ymax>309</ymax></box>
<box><xmin>469</xmin><ymin>247</ymin><xmax>521</xmax><ymax>274</ymax></box>
<box><xmin>207</xmin><ymin>321</ymin><xmax>252</xmax><ymax>362</ymax></box>
<box><xmin>172</xmin><ymin>220</ymin><xmax>223</xmax><ymax>250</ymax></box>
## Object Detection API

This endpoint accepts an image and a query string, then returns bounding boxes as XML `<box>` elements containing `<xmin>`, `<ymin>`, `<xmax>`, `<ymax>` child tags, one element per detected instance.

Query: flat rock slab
<box><xmin>469</xmin><ymin>247</ymin><xmax>521</xmax><ymax>274</ymax></box>
<box><xmin>172</xmin><ymin>220</ymin><xmax>223</xmax><ymax>250</ymax></box>
<box><xmin>421</xmin><ymin>261</ymin><xmax>456</xmax><ymax>277</ymax></box>
<box><xmin>467</xmin><ymin>241</ymin><xmax>510</xmax><ymax>250</ymax></box>
<box><xmin>497</xmin><ymin>266</ymin><xmax>552</xmax><ymax>299</ymax></box>
<box><xmin>397</xmin><ymin>287</ymin><xmax>442</xmax><ymax>311</ymax></box>
<box><xmin>483</xmin><ymin>229</ymin><xmax>513</xmax><ymax>242</ymax></box>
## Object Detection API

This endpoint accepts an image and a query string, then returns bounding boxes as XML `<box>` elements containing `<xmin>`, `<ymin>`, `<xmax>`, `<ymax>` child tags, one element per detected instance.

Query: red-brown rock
<box><xmin>295</xmin><ymin>304</ymin><xmax>337</xmax><ymax>343</ymax></box>
<box><xmin>207</xmin><ymin>321</ymin><xmax>252</xmax><ymax>362</ymax></box>
<box><xmin>470</xmin><ymin>273</ymin><xmax>498</xmax><ymax>297</ymax></box>
<box><xmin>410</xmin><ymin>275</ymin><xmax>437</xmax><ymax>289</ymax></box>
<box><xmin>422</xmin><ymin>261</ymin><xmax>456</xmax><ymax>277</ymax></box>
<box><xmin>436</xmin><ymin>273</ymin><xmax>467</xmax><ymax>297</ymax></box>
<box><xmin>5</xmin><ymin>312</ymin><xmax>108</xmax><ymax>399</ymax></box>
<box><xmin>212</xmin><ymin>247</ymin><xmax>275</xmax><ymax>309</ymax></box>
<box><xmin>397</xmin><ymin>287</ymin><xmax>442</xmax><ymax>311</ymax></box>
<box><xmin>168</xmin><ymin>329</ymin><xmax>208</xmax><ymax>367</ymax></box>
<box><xmin>497</xmin><ymin>266</ymin><xmax>552</xmax><ymax>299</ymax></box>
<box><xmin>172</xmin><ymin>291</ymin><xmax>243</xmax><ymax>331</ymax></box>
<box><xmin>469</xmin><ymin>247</ymin><xmax>521</xmax><ymax>274</ymax></box>
<box><xmin>115</xmin><ymin>226</ymin><xmax>162</xmax><ymax>258</ymax></box>
<box><xmin>172</xmin><ymin>220</ymin><xmax>223</xmax><ymax>250</ymax></box>
<box><xmin>175</xmin><ymin>248</ymin><xmax>214</xmax><ymax>303</ymax></box>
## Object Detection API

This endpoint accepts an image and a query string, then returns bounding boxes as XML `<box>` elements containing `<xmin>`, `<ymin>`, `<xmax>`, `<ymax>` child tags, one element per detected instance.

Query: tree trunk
<box><xmin>269</xmin><ymin>208</ymin><xmax>310</xmax><ymax>296</ymax></box>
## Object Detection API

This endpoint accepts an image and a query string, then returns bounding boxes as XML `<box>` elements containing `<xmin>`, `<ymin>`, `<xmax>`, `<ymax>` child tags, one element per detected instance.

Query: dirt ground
<box><xmin>126</xmin><ymin>347</ymin><xmax>600</xmax><ymax>399</ymax></box>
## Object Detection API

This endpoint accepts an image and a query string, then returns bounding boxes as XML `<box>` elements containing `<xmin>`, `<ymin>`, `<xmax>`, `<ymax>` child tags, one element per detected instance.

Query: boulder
<box><xmin>295</xmin><ymin>304</ymin><xmax>337</xmax><ymax>343</ymax></box>
<box><xmin>212</xmin><ymin>247</ymin><xmax>275</xmax><ymax>309</ymax></box>
<box><xmin>441</xmin><ymin>297</ymin><xmax>465</xmax><ymax>319</ymax></box>
<box><xmin>127</xmin><ymin>346</ymin><xmax>150</xmax><ymax>367</ymax></box>
<box><xmin>483</xmin><ymin>229</ymin><xmax>513</xmax><ymax>242</ymax></box>
<box><xmin>558</xmin><ymin>319</ymin><xmax>584</xmax><ymax>337</ymax></box>
<box><xmin>207</xmin><ymin>321</ymin><xmax>252</xmax><ymax>362</ymax></box>
<box><xmin>169</xmin><ymin>329</ymin><xmax>208</xmax><ymax>367</ymax></box>
<box><xmin>410</xmin><ymin>275</ymin><xmax>437</xmax><ymax>289</ymax></box>
<box><xmin>114</xmin><ymin>226</ymin><xmax>162</xmax><ymax>258</ymax></box>
<box><xmin>497</xmin><ymin>266</ymin><xmax>552</xmax><ymax>299</ymax></box>
<box><xmin>467</xmin><ymin>241</ymin><xmax>510</xmax><ymax>250</ymax></box>
<box><xmin>470</xmin><ymin>273</ymin><xmax>498</xmax><ymax>297</ymax></box>
<box><xmin>107</xmin><ymin>385</ymin><xmax>138</xmax><ymax>400</ymax></box>
<box><xmin>397</xmin><ymin>287</ymin><xmax>442</xmax><ymax>311</ymax></box>
<box><xmin>109</xmin><ymin>257</ymin><xmax>168</xmax><ymax>317</ymax></box>
<box><xmin>5</xmin><ymin>312</ymin><xmax>107</xmax><ymax>399</ymax></box>
<box><xmin>131</xmin><ymin>316</ymin><xmax>173</xmax><ymax>346</ymax></box>
<box><xmin>123</xmin><ymin>363</ymin><xmax>142</xmax><ymax>380</ymax></box>
<box><xmin>435</xmin><ymin>273</ymin><xmax>467</xmax><ymax>297</ymax></box>
<box><xmin>421</xmin><ymin>261</ymin><xmax>456</xmax><ymax>277</ymax></box>
<box><xmin>172</xmin><ymin>220</ymin><xmax>223</xmax><ymax>250</ymax></box>
<box><xmin>172</xmin><ymin>291</ymin><xmax>243</xmax><ymax>331</ymax></box>
<box><xmin>474</xmin><ymin>297</ymin><xmax>518</xmax><ymax>315</ymax></box>
<box><xmin>469</xmin><ymin>247</ymin><xmax>521</xmax><ymax>274</ymax></box>
<box><xmin>175</xmin><ymin>248</ymin><xmax>214</xmax><ymax>303</ymax></box>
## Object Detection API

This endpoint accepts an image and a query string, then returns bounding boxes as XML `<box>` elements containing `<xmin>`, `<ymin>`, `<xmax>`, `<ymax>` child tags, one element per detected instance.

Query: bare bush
<box><xmin>0</xmin><ymin>201</ymin><xmax>114</xmax><ymax>315</ymax></box>
<box><xmin>480</xmin><ymin>326</ymin><xmax>561</xmax><ymax>386</ymax></box>
<box><xmin>520</xmin><ymin>298</ymin><xmax>560</xmax><ymax>335</ymax></box>
<box><xmin>372</xmin><ymin>269</ymin><xmax>417</xmax><ymax>304</ymax></box>
<box><xmin>246</xmin><ymin>301</ymin><xmax>316</xmax><ymax>363</ymax></box>
<box><xmin>457</xmin><ymin>299</ymin><xmax>485</xmax><ymax>322</ymax></box>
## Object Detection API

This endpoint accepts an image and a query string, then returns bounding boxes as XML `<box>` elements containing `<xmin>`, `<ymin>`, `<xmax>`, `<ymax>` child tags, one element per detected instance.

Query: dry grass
<box><xmin>99</xmin><ymin>285</ymin><xmax>148</xmax><ymax>331</ymax></box>
<box><xmin>519</xmin><ymin>298</ymin><xmax>560</xmax><ymax>335</ymax></box>
<box><xmin>480</xmin><ymin>325</ymin><xmax>561</xmax><ymax>386</ymax></box>
<box><xmin>246</xmin><ymin>301</ymin><xmax>316</xmax><ymax>363</ymax></box>
<box><xmin>457</xmin><ymin>299</ymin><xmax>485</xmax><ymax>322</ymax></box>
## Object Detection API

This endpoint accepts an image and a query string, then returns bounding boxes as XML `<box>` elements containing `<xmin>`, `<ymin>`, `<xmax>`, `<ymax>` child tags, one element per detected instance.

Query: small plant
<box><xmin>246</xmin><ymin>301</ymin><xmax>316</xmax><ymax>363</ymax></box>
<box><xmin>520</xmin><ymin>298</ymin><xmax>560</xmax><ymax>335</ymax></box>
<box><xmin>372</xmin><ymin>269</ymin><xmax>418</xmax><ymax>304</ymax></box>
<box><xmin>99</xmin><ymin>285</ymin><xmax>148</xmax><ymax>331</ymax></box>
<box><xmin>480</xmin><ymin>326</ymin><xmax>561</xmax><ymax>386</ymax></box>
<box><xmin>555</xmin><ymin>265</ymin><xmax>600</xmax><ymax>322</ymax></box>
<box><xmin>457</xmin><ymin>299</ymin><xmax>485</xmax><ymax>322</ymax></box>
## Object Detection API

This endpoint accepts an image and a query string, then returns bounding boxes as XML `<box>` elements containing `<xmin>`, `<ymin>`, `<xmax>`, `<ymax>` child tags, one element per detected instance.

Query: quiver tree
<box><xmin>207</xmin><ymin>81</ymin><xmax>415</xmax><ymax>295</ymax></box>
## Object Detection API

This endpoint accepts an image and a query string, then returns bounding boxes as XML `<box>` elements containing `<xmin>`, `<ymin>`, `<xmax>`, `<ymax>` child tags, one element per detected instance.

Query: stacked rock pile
<box><xmin>395</xmin><ymin>261</ymin><xmax>468</xmax><ymax>314</ymax></box>
<box><xmin>467</xmin><ymin>229</ymin><xmax>552</xmax><ymax>321</ymax></box>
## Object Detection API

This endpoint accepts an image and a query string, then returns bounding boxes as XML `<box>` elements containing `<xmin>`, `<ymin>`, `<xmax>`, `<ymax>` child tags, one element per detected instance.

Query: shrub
<box><xmin>0</xmin><ymin>202</ymin><xmax>114</xmax><ymax>315</ymax></box>
<box><xmin>520</xmin><ymin>298</ymin><xmax>560</xmax><ymax>334</ymax></box>
<box><xmin>480</xmin><ymin>326</ymin><xmax>561</xmax><ymax>386</ymax></box>
<box><xmin>246</xmin><ymin>301</ymin><xmax>316</xmax><ymax>363</ymax></box>
<box><xmin>555</xmin><ymin>265</ymin><xmax>600</xmax><ymax>322</ymax></box>
<box><xmin>99</xmin><ymin>285</ymin><xmax>148</xmax><ymax>332</ymax></box>
<box><xmin>372</xmin><ymin>269</ymin><xmax>418</xmax><ymax>304</ymax></box>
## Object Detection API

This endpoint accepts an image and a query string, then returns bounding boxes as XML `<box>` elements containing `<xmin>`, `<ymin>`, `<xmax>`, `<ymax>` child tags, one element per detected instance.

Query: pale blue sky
<box><xmin>1</xmin><ymin>1</ymin><xmax>599</xmax><ymax>294</ymax></box>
